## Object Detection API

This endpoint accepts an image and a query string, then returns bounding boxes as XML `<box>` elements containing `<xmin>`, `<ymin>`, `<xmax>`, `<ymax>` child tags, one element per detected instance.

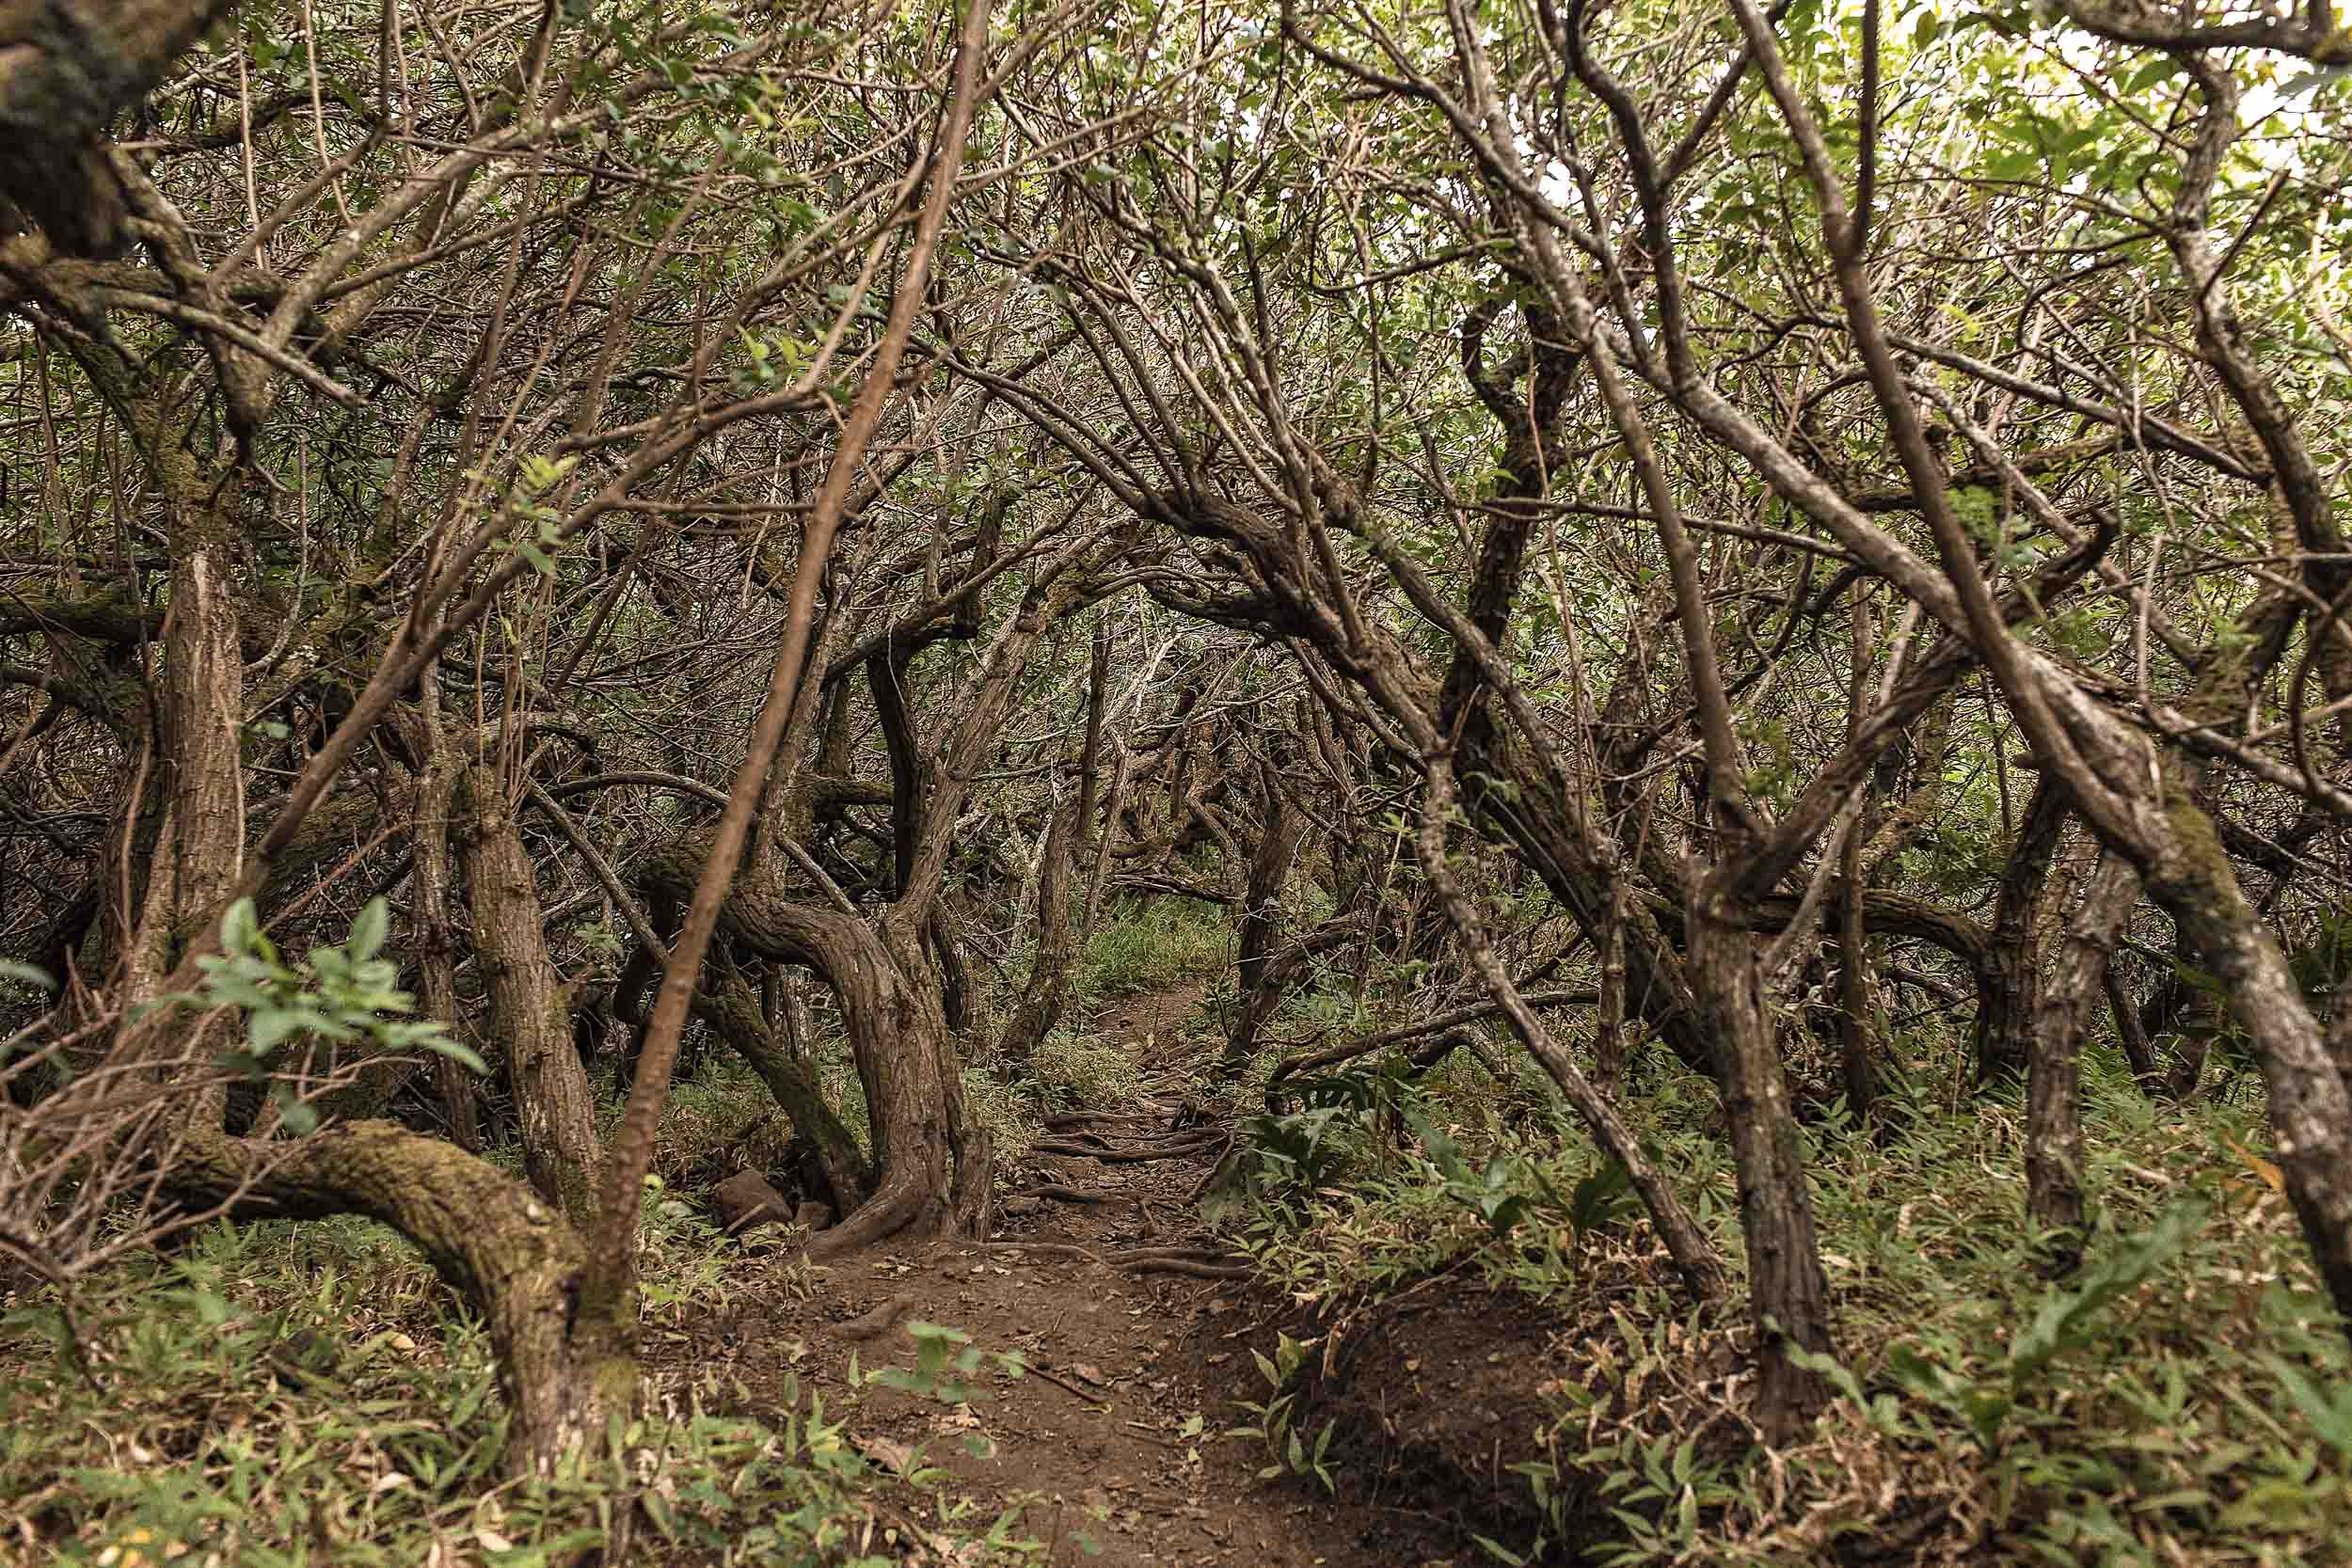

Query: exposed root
<box><xmin>986</xmin><ymin>1239</ymin><xmax>1248</xmax><ymax>1277</ymax></box>
<box><xmin>827</xmin><ymin>1293</ymin><xmax>917</xmax><ymax>1340</ymax></box>
<box><xmin>1030</xmin><ymin>1134</ymin><xmax>1223</xmax><ymax>1164</ymax></box>
<box><xmin>986</xmin><ymin>1241</ymin><xmax>1104</xmax><ymax>1263</ymax></box>
<box><xmin>1021</xmin><ymin>1183</ymin><xmax>1119</xmax><ymax>1204</ymax></box>
<box><xmin>1122</xmin><ymin>1259</ymin><xmax>1251</xmax><ymax>1278</ymax></box>
<box><xmin>803</xmin><ymin>1179</ymin><xmax>925</xmax><ymax>1259</ymax></box>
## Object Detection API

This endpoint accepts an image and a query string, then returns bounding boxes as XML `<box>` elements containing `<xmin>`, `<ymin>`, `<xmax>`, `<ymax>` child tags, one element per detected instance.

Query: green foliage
<box><xmin>0</xmin><ymin>1216</ymin><xmax>1005</xmax><ymax>1566</ymax></box>
<box><xmin>1399</xmin><ymin>1094</ymin><xmax>1640</xmax><ymax>1244</ymax></box>
<box><xmin>1229</xmin><ymin>1051</ymin><xmax>2352</xmax><ymax>1566</ymax></box>
<box><xmin>149</xmin><ymin>899</ymin><xmax>482</xmax><ymax>1135</ymax></box>
<box><xmin>1076</xmin><ymin>898</ymin><xmax>1230</xmax><ymax>1000</ymax></box>
<box><xmin>1226</xmin><ymin>1331</ymin><xmax>1338</xmax><ymax>1494</ymax></box>
<box><xmin>857</xmin><ymin>1321</ymin><xmax>1025</xmax><ymax>1409</ymax></box>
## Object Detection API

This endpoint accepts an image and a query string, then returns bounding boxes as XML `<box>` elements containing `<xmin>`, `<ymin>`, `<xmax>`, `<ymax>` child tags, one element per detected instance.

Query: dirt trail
<box><xmin>686</xmin><ymin>985</ymin><xmax>1460</xmax><ymax>1567</ymax></box>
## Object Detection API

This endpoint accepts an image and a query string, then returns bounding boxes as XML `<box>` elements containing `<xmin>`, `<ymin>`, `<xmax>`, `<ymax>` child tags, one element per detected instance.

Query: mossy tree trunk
<box><xmin>55</xmin><ymin>348</ymin><xmax>640</xmax><ymax>1476</ymax></box>
<box><xmin>169</xmin><ymin>1120</ymin><xmax>632</xmax><ymax>1475</ymax></box>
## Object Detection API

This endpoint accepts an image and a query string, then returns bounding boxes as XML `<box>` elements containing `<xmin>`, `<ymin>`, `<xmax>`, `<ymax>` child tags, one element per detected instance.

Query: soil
<box><xmin>670</xmin><ymin>983</ymin><xmax>1573</xmax><ymax>1567</ymax></box>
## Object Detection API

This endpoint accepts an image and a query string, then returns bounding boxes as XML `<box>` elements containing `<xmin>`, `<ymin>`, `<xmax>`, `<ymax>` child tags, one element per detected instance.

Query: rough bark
<box><xmin>2025</xmin><ymin>854</ymin><xmax>2140</xmax><ymax>1269</ymax></box>
<box><xmin>2137</xmin><ymin>772</ymin><xmax>2352</xmax><ymax>1335</ymax></box>
<box><xmin>644</xmin><ymin>840</ymin><xmax>977</xmax><ymax>1252</ymax></box>
<box><xmin>692</xmin><ymin>971</ymin><xmax>870</xmax><ymax>1215</ymax></box>
<box><xmin>1217</xmin><ymin>752</ymin><xmax>1311</xmax><ymax>1081</ymax></box>
<box><xmin>1975</xmin><ymin>777</ymin><xmax>2068</xmax><ymax>1086</ymax></box>
<box><xmin>460</xmin><ymin>765</ymin><xmax>603</xmax><ymax>1230</ymax></box>
<box><xmin>411</xmin><ymin>685</ymin><xmax>482</xmax><ymax>1152</ymax></box>
<box><xmin>167</xmin><ymin>1121</ymin><xmax>631</xmax><ymax>1475</ymax></box>
<box><xmin>1686</xmin><ymin>883</ymin><xmax>1836</xmax><ymax>1437</ymax></box>
<box><xmin>993</xmin><ymin>790</ymin><xmax>1079</xmax><ymax>1071</ymax></box>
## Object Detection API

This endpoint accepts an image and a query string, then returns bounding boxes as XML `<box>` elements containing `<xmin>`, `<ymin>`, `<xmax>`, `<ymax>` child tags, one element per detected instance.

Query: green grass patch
<box><xmin>0</xmin><ymin>1206</ymin><xmax>1002</xmax><ymax>1565</ymax></box>
<box><xmin>1077</xmin><ymin>897</ymin><xmax>1230</xmax><ymax>1001</ymax></box>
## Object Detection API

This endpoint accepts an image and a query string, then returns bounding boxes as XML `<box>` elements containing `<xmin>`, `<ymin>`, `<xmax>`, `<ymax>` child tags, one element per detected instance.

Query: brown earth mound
<box><xmin>1184</xmin><ymin>1280</ymin><xmax>1594</xmax><ymax>1564</ymax></box>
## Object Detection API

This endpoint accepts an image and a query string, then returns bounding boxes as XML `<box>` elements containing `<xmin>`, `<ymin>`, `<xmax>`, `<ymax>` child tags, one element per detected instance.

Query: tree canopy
<box><xmin>3</xmin><ymin>0</ymin><xmax>2351</xmax><ymax>1558</ymax></box>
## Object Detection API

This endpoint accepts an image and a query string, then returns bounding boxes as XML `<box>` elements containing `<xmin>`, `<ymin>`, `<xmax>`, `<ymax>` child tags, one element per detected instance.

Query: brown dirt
<box><xmin>672</xmin><ymin>982</ymin><xmax>1574</xmax><ymax>1566</ymax></box>
<box><xmin>1178</xmin><ymin>1281</ymin><xmax>1581</xmax><ymax>1563</ymax></box>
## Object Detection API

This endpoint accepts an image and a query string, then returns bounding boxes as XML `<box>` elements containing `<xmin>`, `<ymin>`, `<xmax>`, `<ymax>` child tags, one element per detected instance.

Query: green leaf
<box><xmin>348</xmin><ymin>898</ymin><xmax>389</xmax><ymax>963</ymax></box>
<box><xmin>222</xmin><ymin>897</ymin><xmax>262</xmax><ymax>957</ymax></box>
<box><xmin>272</xmin><ymin>1085</ymin><xmax>320</xmax><ymax>1136</ymax></box>
<box><xmin>247</xmin><ymin>1007</ymin><xmax>309</xmax><ymax>1056</ymax></box>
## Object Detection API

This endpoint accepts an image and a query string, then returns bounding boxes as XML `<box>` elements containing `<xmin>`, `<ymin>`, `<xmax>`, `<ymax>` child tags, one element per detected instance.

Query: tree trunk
<box><xmin>996</xmin><ymin>612</ymin><xmax>1112</xmax><ymax>1068</ymax></box>
<box><xmin>2105</xmin><ymin>965</ymin><xmax>2161</xmax><ymax>1090</ymax></box>
<box><xmin>1419</xmin><ymin>756</ymin><xmax>1725</xmax><ymax>1304</ymax></box>
<box><xmin>1836</xmin><ymin>593</ymin><xmax>1880</xmax><ymax>1121</ymax></box>
<box><xmin>2025</xmin><ymin>853</ymin><xmax>2139</xmax><ymax>1270</ymax></box>
<box><xmin>460</xmin><ymin>765</ymin><xmax>604</xmax><ymax>1229</ymax></box>
<box><xmin>1218</xmin><ymin>754</ymin><xmax>1310</xmax><ymax>1081</ymax></box>
<box><xmin>1685</xmin><ymin>891</ymin><xmax>1836</xmax><ymax>1440</ymax></box>
<box><xmin>994</xmin><ymin>791</ymin><xmax>1080</xmax><ymax>1071</ymax></box>
<box><xmin>694</xmin><ymin>972</ymin><xmax>871</xmax><ymax>1215</ymax></box>
<box><xmin>0</xmin><ymin>0</ymin><xmax>243</xmax><ymax>254</ymax></box>
<box><xmin>2137</xmin><ymin>775</ymin><xmax>2352</xmax><ymax>1337</ymax></box>
<box><xmin>169</xmin><ymin>1120</ymin><xmax>632</xmax><ymax>1474</ymax></box>
<box><xmin>1976</xmin><ymin>777</ymin><xmax>2067</xmax><ymax>1086</ymax></box>
<box><xmin>411</xmin><ymin>679</ymin><xmax>482</xmax><ymax>1152</ymax></box>
<box><xmin>648</xmin><ymin>842</ymin><xmax>982</xmax><ymax>1251</ymax></box>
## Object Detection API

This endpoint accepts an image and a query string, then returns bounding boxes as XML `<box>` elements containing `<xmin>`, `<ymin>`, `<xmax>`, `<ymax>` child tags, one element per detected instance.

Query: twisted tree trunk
<box><xmin>1218</xmin><ymin>751</ymin><xmax>1311</xmax><ymax>1081</ymax></box>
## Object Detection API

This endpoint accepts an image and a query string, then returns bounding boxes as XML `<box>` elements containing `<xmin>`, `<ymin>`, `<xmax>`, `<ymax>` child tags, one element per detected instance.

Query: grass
<box><xmin>1218</xmin><ymin>1044</ymin><xmax>2352</xmax><ymax>1567</ymax></box>
<box><xmin>0</xmin><ymin>1203</ymin><xmax>983</xmax><ymax>1567</ymax></box>
<box><xmin>1075</xmin><ymin>897</ymin><xmax>1230</xmax><ymax>1002</ymax></box>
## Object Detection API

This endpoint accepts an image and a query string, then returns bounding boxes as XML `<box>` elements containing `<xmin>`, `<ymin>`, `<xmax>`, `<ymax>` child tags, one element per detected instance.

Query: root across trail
<box><xmin>669</xmin><ymin>985</ymin><xmax>1483</xmax><ymax>1566</ymax></box>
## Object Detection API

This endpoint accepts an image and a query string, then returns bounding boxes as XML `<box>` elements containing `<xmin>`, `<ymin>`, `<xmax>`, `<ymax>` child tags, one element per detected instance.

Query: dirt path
<box><xmin>684</xmin><ymin>986</ymin><xmax>1457</xmax><ymax>1567</ymax></box>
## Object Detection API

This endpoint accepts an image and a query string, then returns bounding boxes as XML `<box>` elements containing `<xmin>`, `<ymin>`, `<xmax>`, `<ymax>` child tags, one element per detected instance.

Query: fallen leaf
<box><xmin>2224</xmin><ymin>1133</ymin><xmax>2286</xmax><ymax>1196</ymax></box>
<box><xmin>856</xmin><ymin>1435</ymin><xmax>917</xmax><ymax>1475</ymax></box>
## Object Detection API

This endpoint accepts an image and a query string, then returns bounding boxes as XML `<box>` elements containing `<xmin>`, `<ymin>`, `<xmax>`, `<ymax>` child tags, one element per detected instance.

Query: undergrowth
<box><xmin>0</xmin><ymin>1206</ymin><xmax>1001</xmax><ymax>1567</ymax></box>
<box><xmin>1075</xmin><ymin>897</ymin><xmax>1229</xmax><ymax>1002</ymax></box>
<box><xmin>1221</xmin><ymin>1046</ymin><xmax>2352</xmax><ymax>1567</ymax></box>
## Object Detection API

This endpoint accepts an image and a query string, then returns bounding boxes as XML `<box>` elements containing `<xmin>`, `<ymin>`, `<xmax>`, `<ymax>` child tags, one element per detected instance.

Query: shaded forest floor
<box><xmin>678</xmin><ymin>983</ymin><xmax>1528</xmax><ymax>1567</ymax></box>
<box><xmin>9</xmin><ymin>970</ymin><xmax>2352</xmax><ymax>1568</ymax></box>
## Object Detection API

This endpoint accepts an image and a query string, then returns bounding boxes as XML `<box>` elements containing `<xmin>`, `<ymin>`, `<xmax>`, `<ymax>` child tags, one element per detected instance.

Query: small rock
<box><xmin>711</xmin><ymin>1170</ymin><xmax>792</xmax><ymax>1233</ymax></box>
<box><xmin>792</xmin><ymin>1199</ymin><xmax>834</xmax><ymax>1231</ymax></box>
<box><xmin>1000</xmin><ymin>1196</ymin><xmax>1042</xmax><ymax>1216</ymax></box>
